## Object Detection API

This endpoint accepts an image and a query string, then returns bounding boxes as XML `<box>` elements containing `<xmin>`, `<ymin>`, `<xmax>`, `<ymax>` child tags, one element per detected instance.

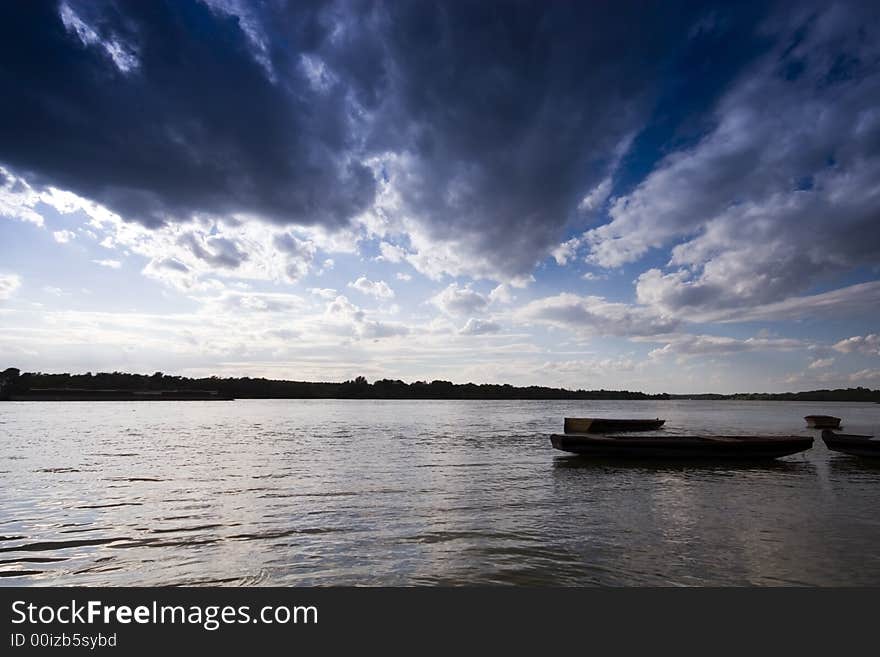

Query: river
<box><xmin>2</xmin><ymin>399</ymin><xmax>879</xmax><ymax>586</ymax></box>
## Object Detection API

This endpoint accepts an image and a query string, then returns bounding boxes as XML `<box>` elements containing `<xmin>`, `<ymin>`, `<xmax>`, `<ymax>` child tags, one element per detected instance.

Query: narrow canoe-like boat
<box><xmin>550</xmin><ymin>433</ymin><xmax>813</xmax><ymax>460</ymax></box>
<box><xmin>821</xmin><ymin>430</ymin><xmax>880</xmax><ymax>458</ymax></box>
<box><xmin>805</xmin><ymin>415</ymin><xmax>841</xmax><ymax>429</ymax></box>
<box><xmin>564</xmin><ymin>417</ymin><xmax>665</xmax><ymax>433</ymax></box>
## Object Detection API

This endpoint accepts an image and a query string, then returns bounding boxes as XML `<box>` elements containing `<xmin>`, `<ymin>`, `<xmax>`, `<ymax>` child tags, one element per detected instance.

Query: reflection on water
<box><xmin>1</xmin><ymin>399</ymin><xmax>879</xmax><ymax>586</ymax></box>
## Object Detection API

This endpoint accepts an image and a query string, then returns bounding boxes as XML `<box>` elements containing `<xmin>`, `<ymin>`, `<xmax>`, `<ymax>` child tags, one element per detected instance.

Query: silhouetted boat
<box><xmin>805</xmin><ymin>415</ymin><xmax>841</xmax><ymax>429</ymax></box>
<box><xmin>550</xmin><ymin>433</ymin><xmax>813</xmax><ymax>460</ymax></box>
<box><xmin>563</xmin><ymin>417</ymin><xmax>665</xmax><ymax>433</ymax></box>
<box><xmin>821</xmin><ymin>430</ymin><xmax>880</xmax><ymax>458</ymax></box>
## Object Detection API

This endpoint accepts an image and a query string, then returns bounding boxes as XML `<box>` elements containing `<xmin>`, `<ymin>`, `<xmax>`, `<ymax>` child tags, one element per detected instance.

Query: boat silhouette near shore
<box><xmin>563</xmin><ymin>417</ymin><xmax>665</xmax><ymax>433</ymax></box>
<box><xmin>821</xmin><ymin>430</ymin><xmax>880</xmax><ymax>458</ymax></box>
<box><xmin>805</xmin><ymin>415</ymin><xmax>842</xmax><ymax>429</ymax></box>
<box><xmin>550</xmin><ymin>432</ymin><xmax>813</xmax><ymax>460</ymax></box>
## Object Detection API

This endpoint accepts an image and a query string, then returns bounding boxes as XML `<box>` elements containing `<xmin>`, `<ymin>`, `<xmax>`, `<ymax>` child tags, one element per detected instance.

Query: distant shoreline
<box><xmin>2</xmin><ymin>368</ymin><xmax>879</xmax><ymax>402</ymax></box>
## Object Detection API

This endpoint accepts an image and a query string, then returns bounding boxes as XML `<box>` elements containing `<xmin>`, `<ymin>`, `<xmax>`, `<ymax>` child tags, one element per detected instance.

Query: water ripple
<box><xmin>2</xmin><ymin>398</ymin><xmax>880</xmax><ymax>585</ymax></box>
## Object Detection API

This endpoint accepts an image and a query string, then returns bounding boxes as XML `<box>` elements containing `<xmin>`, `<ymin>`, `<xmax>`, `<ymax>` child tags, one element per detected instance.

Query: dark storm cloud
<box><xmin>0</xmin><ymin>0</ymin><xmax>375</xmax><ymax>229</ymax></box>
<box><xmin>0</xmin><ymin>0</ymin><xmax>767</xmax><ymax>277</ymax></box>
<box><xmin>360</xmin><ymin>1</ymin><xmax>747</xmax><ymax>277</ymax></box>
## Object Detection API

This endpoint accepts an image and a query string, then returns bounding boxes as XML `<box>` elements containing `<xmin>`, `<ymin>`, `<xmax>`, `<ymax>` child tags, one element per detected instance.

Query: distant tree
<box><xmin>4</xmin><ymin>369</ymin><xmax>879</xmax><ymax>401</ymax></box>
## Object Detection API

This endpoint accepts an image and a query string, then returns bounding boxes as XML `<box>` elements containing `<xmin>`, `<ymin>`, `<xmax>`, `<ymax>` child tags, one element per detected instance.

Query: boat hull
<box><xmin>551</xmin><ymin>434</ymin><xmax>813</xmax><ymax>460</ymax></box>
<box><xmin>805</xmin><ymin>415</ymin><xmax>841</xmax><ymax>429</ymax></box>
<box><xmin>821</xmin><ymin>431</ymin><xmax>880</xmax><ymax>458</ymax></box>
<box><xmin>563</xmin><ymin>418</ymin><xmax>665</xmax><ymax>433</ymax></box>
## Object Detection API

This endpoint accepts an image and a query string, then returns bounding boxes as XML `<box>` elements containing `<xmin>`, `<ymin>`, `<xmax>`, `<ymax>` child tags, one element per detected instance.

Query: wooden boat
<box><xmin>563</xmin><ymin>417</ymin><xmax>665</xmax><ymax>433</ymax></box>
<box><xmin>821</xmin><ymin>430</ymin><xmax>880</xmax><ymax>458</ymax></box>
<box><xmin>550</xmin><ymin>433</ymin><xmax>813</xmax><ymax>460</ymax></box>
<box><xmin>804</xmin><ymin>415</ymin><xmax>841</xmax><ymax>429</ymax></box>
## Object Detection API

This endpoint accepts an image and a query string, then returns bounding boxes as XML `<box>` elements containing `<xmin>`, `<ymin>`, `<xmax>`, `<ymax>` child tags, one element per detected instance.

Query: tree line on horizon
<box><xmin>0</xmin><ymin>368</ymin><xmax>665</xmax><ymax>400</ymax></box>
<box><xmin>2</xmin><ymin>367</ymin><xmax>879</xmax><ymax>402</ymax></box>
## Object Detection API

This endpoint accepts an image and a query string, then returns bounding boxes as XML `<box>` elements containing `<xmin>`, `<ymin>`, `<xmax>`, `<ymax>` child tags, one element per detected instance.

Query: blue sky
<box><xmin>1</xmin><ymin>0</ymin><xmax>879</xmax><ymax>393</ymax></box>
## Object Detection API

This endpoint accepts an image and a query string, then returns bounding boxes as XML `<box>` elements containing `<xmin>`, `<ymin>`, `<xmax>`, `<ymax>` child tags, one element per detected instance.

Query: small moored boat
<box><xmin>564</xmin><ymin>417</ymin><xmax>665</xmax><ymax>433</ymax></box>
<box><xmin>550</xmin><ymin>433</ymin><xmax>813</xmax><ymax>460</ymax></box>
<box><xmin>821</xmin><ymin>430</ymin><xmax>880</xmax><ymax>458</ymax></box>
<box><xmin>805</xmin><ymin>415</ymin><xmax>841</xmax><ymax>429</ymax></box>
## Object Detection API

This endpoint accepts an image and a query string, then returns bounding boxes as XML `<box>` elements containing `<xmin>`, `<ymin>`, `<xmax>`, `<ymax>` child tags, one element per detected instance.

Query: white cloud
<box><xmin>551</xmin><ymin>236</ymin><xmax>582</xmax><ymax>266</ymax></box>
<box><xmin>517</xmin><ymin>293</ymin><xmax>677</xmax><ymax>337</ymax></box>
<box><xmin>578</xmin><ymin>176</ymin><xmax>612</xmax><ymax>213</ymax></box>
<box><xmin>539</xmin><ymin>357</ymin><xmax>636</xmax><ymax>377</ymax></box>
<box><xmin>348</xmin><ymin>276</ymin><xmax>395</xmax><ymax>299</ymax></box>
<box><xmin>646</xmin><ymin>333</ymin><xmax>810</xmax><ymax>360</ymax></box>
<box><xmin>395</xmin><ymin>272</ymin><xmax>412</xmax><ymax>282</ymax></box>
<box><xmin>719</xmin><ymin>281</ymin><xmax>880</xmax><ymax>323</ymax></box>
<box><xmin>359</xmin><ymin>319</ymin><xmax>410</xmax><ymax>340</ymax></box>
<box><xmin>1</xmin><ymin>177</ymin><xmax>115</xmax><ymax>230</ymax></box>
<box><xmin>459</xmin><ymin>318</ymin><xmax>501</xmax><ymax>335</ymax></box>
<box><xmin>309</xmin><ymin>288</ymin><xmax>339</xmax><ymax>300</ymax></box>
<box><xmin>141</xmin><ymin>257</ymin><xmax>220</xmax><ymax>293</ymax></box>
<box><xmin>791</xmin><ymin>367</ymin><xmax>880</xmax><ymax>386</ymax></box>
<box><xmin>298</xmin><ymin>53</ymin><xmax>335</xmax><ymax>91</ymax></box>
<box><xmin>52</xmin><ymin>230</ymin><xmax>76</xmax><ymax>243</ymax></box>
<box><xmin>50</xmin><ymin>194</ymin><xmax>320</xmax><ymax>290</ymax></box>
<box><xmin>849</xmin><ymin>369</ymin><xmax>880</xmax><ymax>383</ymax></box>
<box><xmin>488</xmin><ymin>284</ymin><xmax>514</xmax><ymax>304</ymax></box>
<box><xmin>404</xmin><ymin>231</ymin><xmax>499</xmax><ymax>282</ymax></box>
<box><xmin>325</xmin><ymin>295</ymin><xmax>365</xmax><ymax>322</ymax></box>
<box><xmin>508</xmin><ymin>275</ymin><xmax>535</xmax><ymax>289</ymax></box>
<box><xmin>59</xmin><ymin>2</ymin><xmax>139</xmax><ymax>73</ymax></box>
<box><xmin>808</xmin><ymin>358</ymin><xmax>834</xmax><ymax>369</ymax></box>
<box><xmin>637</xmin><ymin>276</ymin><xmax>880</xmax><ymax>324</ymax></box>
<box><xmin>574</xmin><ymin>133</ymin><xmax>632</xmax><ymax>219</ymax></box>
<box><xmin>0</xmin><ymin>167</ymin><xmax>61</xmax><ymax>227</ymax></box>
<box><xmin>93</xmin><ymin>259</ymin><xmax>122</xmax><ymax>269</ymax></box>
<box><xmin>378</xmin><ymin>241</ymin><xmax>407</xmax><ymax>263</ymax></box>
<box><xmin>431</xmin><ymin>283</ymin><xmax>489</xmax><ymax>316</ymax></box>
<box><xmin>204</xmin><ymin>290</ymin><xmax>306</xmax><ymax>314</ymax></box>
<box><xmin>272</xmin><ymin>232</ymin><xmax>316</xmax><ymax>282</ymax></box>
<box><xmin>323</xmin><ymin>295</ymin><xmax>408</xmax><ymax>340</ymax></box>
<box><xmin>833</xmin><ymin>334</ymin><xmax>880</xmax><ymax>356</ymax></box>
<box><xmin>0</xmin><ymin>273</ymin><xmax>21</xmax><ymax>300</ymax></box>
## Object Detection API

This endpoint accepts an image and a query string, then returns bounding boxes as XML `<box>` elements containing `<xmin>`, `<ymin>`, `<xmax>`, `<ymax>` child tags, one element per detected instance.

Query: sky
<box><xmin>1</xmin><ymin>0</ymin><xmax>879</xmax><ymax>394</ymax></box>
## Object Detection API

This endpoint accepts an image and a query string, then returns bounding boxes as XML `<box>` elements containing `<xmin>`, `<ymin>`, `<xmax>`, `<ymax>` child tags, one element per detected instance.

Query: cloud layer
<box><xmin>0</xmin><ymin>1</ymin><xmax>377</xmax><ymax>231</ymax></box>
<box><xmin>1</xmin><ymin>1</ymin><xmax>879</xmax><ymax>393</ymax></box>
<box><xmin>584</xmin><ymin>2</ymin><xmax>880</xmax><ymax>315</ymax></box>
<box><xmin>0</xmin><ymin>0</ymin><xmax>750</xmax><ymax>282</ymax></box>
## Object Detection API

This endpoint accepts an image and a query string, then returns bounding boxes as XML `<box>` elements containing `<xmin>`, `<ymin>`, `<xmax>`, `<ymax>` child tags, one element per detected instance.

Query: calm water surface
<box><xmin>2</xmin><ymin>399</ymin><xmax>879</xmax><ymax>586</ymax></box>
